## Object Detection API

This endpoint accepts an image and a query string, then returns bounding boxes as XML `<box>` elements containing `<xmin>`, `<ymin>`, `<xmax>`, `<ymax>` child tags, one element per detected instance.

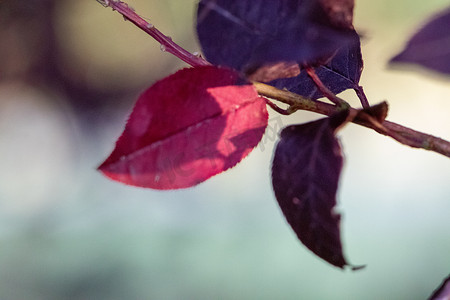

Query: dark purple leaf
<box><xmin>246</xmin><ymin>20</ymin><xmax>354</xmax><ymax>71</ymax></box>
<box><xmin>390</xmin><ymin>7</ymin><xmax>450</xmax><ymax>75</ymax></box>
<box><xmin>270</xmin><ymin>30</ymin><xmax>363</xmax><ymax>99</ymax></box>
<box><xmin>271</xmin><ymin>111</ymin><xmax>352</xmax><ymax>268</ymax></box>
<box><xmin>196</xmin><ymin>0</ymin><xmax>355</xmax><ymax>73</ymax></box>
<box><xmin>428</xmin><ymin>274</ymin><xmax>450</xmax><ymax>300</ymax></box>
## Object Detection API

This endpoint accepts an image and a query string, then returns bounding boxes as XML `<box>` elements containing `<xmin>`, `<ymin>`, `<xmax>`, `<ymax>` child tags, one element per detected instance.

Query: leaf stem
<box><xmin>96</xmin><ymin>0</ymin><xmax>450</xmax><ymax>159</ymax></box>
<box><xmin>264</xmin><ymin>98</ymin><xmax>293</xmax><ymax>115</ymax></box>
<box><xmin>305</xmin><ymin>66</ymin><xmax>349</xmax><ymax>108</ymax></box>
<box><xmin>354</xmin><ymin>85</ymin><xmax>370</xmax><ymax>108</ymax></box>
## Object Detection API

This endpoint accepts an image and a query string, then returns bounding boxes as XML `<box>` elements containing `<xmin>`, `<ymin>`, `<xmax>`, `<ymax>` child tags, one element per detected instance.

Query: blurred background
<box><xmin>0</xmin><ymin>0</ymin><xmax>449</xmax><ymax>299</ymax></box>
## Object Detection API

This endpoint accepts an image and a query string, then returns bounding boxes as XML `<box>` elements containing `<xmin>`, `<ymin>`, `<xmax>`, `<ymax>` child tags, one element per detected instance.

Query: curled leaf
<box><xmin>271</xmin><ymin>111</ymin><xmax>354</xmax><ymax>268</ymax></box>
<box><xmin>359</xmin><ymin>101</ymin><xmax>388</xmax><ymax>123</ymax></box>
<box><xmin>99</xmin><ymin>66</ymin><xmax>268</xmax><ymax>189</ymax></box>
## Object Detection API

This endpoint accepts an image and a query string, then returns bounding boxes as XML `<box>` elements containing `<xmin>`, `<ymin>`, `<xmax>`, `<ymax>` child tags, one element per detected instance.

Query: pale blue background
<box><xmin>0</xmin><ymin>0</ymin><xmax>449</xmax><ymax>299</ymax></box>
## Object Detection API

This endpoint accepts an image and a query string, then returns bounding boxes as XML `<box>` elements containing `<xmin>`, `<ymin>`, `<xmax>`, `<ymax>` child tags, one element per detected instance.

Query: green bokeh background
<box><xmin>0</xmin><ymin>0</ymin><xmax>449</xmax><ymax>299</ymax></box>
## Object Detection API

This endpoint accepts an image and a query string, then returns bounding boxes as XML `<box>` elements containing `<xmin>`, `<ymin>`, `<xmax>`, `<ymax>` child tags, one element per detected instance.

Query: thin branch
<box><xmin>255</xmin><ymin>82</ymin><xmax>450</xmax><ymax>158</ymax></box>
<box><xmin>383</xmin><ymin>121</ymin><xmax>450</xmax><ymax>157</ymax></box>
<box><xmin>97</xmin><ymin>0</ymin><xmax>210</xmax><ymax>67</ymax></box>
<box><xmin>96</xmin><ymin>0</ymin><xmax>450</xmax><ymax>159</ymax></box>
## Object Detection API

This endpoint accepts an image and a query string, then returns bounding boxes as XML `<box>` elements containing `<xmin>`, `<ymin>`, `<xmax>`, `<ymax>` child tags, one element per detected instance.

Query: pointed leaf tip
<box><xmin>99</xmin><ymin>66</ymin><xmax>268</xmax><ymax>189</ymax></box>
<box><xmin>271</xmin><ymin>112</ymin><xmax>353</xmax><ymax>268</ymax></box>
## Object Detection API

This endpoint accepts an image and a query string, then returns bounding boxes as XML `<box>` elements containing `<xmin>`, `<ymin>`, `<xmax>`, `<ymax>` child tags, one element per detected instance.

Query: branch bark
<box><xmin>96</xmin><ymin>0</ymin><xmax>450</xmax><ymax>159</ymax></box>
<box><xmin>256</xmin><ymin>83</ymin><xmax>450</xmax><ymax>157</ymax></box>
<box><xmin>96</xmin><ymin>0</ymin><xmax>210</xmax><ymax>67</ymax></box>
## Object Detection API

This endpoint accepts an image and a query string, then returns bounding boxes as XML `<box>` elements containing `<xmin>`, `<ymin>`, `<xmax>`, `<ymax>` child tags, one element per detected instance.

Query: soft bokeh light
<box><xmin>0</xmin><ymin>0</ymin><xmax>449</xmax><ymax>299</ymax></box>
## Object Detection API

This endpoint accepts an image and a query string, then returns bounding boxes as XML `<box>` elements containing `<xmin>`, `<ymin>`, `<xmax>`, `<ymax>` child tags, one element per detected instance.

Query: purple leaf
<box><xmin>246</xmin><ymin>19</ymin><xmax>354</xmax><ymax>71</ymax></box>
<box><xmin>428</xmin><ymin>274</ymin><xmax>450</xmax><ymax>300</ymax></box>
<box><xmin>271</xmin><ymin>111</ymin><xmax>352</xmax><ymax>268</ymax></box>
<box><xmin>270</xmin><ymin>30</ymin><xmax>363</xmax><ymax>99</ymax></box>
<box><xmin>196</xmin><ymin>0</ymin><xmax>355</xmax><ymax>73</ymax></box>
<box><xmin>390</xmin><ymin>7</ymin><xmax>450</xmax><ymax>75</ymax></box>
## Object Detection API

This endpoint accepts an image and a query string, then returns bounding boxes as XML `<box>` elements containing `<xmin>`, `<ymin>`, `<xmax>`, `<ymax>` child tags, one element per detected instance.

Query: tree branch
<box><xmin>96</xmin><ymin>0</ymin><xmax>210</xmax><ymax>67</ymax></box>
<box><xmin>255</xmin><ymin>83</ymin><xmax>450</xmax><ymax>158</ymax></box>
<box><xmin>96</xmin><ymin>0</ymin><xmax>450</xmax><ymax>159</ymax></box>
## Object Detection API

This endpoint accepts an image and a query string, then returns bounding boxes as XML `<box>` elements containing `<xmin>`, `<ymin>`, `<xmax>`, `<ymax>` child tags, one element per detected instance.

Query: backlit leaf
<box><xmin>271</xmin><ymin>111</ymin><xmax>352</xmax><ymax>268</ymax></box>
<box><xmin>98</xmin><ymin>66</ymin><xmax>268</xmax><ymax>189</ymax></box>
<box><xmin>390</xmin><ymin>7</ymin><xmax>450</xmax><ymax>75</ymax></box>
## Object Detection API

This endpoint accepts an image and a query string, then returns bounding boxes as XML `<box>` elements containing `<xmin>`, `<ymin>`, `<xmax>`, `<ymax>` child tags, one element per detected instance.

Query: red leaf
<box><xmin>98</xmin><ymin>66</ymin><xmax>268</xmax><ymax>189</ymax></box>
